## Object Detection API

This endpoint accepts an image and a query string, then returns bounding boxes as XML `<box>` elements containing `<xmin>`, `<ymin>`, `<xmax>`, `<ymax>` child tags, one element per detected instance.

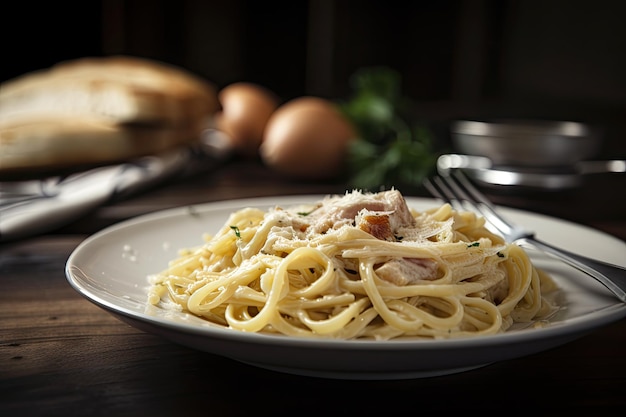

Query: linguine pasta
<box><xmin>147</xmin><ymin>190</ymin><xmax>558</xmax><ymax>340</ymax></box>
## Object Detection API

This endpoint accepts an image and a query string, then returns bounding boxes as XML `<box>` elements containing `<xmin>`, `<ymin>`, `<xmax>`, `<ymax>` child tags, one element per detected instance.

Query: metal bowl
<box><xmin>451</xmin><ymin>120</ymin><xmax>602</xmax><ymax>167</ymax></box>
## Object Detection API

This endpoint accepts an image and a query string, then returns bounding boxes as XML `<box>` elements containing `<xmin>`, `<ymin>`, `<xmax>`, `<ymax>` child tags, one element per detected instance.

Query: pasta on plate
<box><xmin>147</xmin><ymin>190</ymin><xmax>559</xmax><ymax>340</ymax></box>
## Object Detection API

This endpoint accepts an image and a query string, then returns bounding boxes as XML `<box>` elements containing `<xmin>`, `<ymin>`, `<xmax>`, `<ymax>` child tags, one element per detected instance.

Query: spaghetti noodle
<box><xmin>147</xmin><ymin>190</ymin><xmax>558</xmax><ymax>340</ymax></box>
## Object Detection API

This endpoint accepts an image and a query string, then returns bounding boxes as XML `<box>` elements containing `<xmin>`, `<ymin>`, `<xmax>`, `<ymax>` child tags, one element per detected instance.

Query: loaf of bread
<box><xmin>0</xmin><ymin>55</ymin><xmax>219</xmax><ymax>174</ymax></box>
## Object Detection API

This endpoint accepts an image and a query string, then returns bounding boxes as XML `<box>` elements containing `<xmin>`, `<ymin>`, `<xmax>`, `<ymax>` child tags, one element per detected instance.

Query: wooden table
<box><xmin>2</xmin><ymin>158</ymin><xmax>625</xmax><ymax>416</ymax></box>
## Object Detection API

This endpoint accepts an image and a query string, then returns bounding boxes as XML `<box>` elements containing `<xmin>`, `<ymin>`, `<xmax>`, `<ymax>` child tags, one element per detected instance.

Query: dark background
<box><xmin>3</xmin><ymin>0</ymin><xmax>625</xmax><ymax>156</ymax></box>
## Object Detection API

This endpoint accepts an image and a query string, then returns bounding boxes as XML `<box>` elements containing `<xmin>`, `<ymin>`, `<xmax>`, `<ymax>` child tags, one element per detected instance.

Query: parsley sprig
<box><xmin>338</xmin><ymin>67</ymin><xmax>438</xmax><ymax>192</ymax></box>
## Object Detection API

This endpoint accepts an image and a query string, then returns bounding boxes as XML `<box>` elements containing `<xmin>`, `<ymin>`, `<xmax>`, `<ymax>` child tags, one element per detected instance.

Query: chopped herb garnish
<box><xmin>467</xmin><ymin>242</ymin><xmax>480</xmax><ymax>248</ymax></box>
<box><xmin>230</xmin><ymin>225</ymin><xmax>241</xmax><ymax>238</ymax></box>
<box><xmin>497</xmin><ymin>252</ymin><xmax>505</xmax><ymax>258</ymax></box>
<box><xmin>297</xmin><ymin>211</ymin><xmax>313</xmax><ymax>216</ymax></box>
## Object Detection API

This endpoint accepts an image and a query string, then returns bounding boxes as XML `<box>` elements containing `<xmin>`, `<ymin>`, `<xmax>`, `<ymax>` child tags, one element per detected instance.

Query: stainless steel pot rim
<box><xmin>451</xmin><ymin>120</ymin><xmax>596</xmax><ymax>138</ymax></box>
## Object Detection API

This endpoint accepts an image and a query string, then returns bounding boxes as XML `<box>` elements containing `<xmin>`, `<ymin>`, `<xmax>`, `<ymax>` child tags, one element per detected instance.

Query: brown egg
<box><xmin>214</xmin><ymin>82</ymin><xmax>279</xmax><ymax>157</ymax></box>
<box><xmin>260</xmin><ymin>96</ymin><xmax>356</xmax><ymax>179</ymax></box>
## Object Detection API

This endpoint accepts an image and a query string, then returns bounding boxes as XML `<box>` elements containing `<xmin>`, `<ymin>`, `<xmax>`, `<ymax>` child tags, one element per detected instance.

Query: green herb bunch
<box><xmin>338</xmin><ymin>67</ymin><xmax>438</xmax><ymax>193</ymax></box>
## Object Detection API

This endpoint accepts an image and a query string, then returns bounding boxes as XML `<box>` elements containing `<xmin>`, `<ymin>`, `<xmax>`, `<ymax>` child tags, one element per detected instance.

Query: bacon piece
<box><xmin>357</xmin><ymin>211</ymin><xmax>394</xmax><ymax>241</ymax></box>
<box><xmin>375</xmin><ymin>257</ymin><xmax>439</xmax><ymax>285</ymax></box>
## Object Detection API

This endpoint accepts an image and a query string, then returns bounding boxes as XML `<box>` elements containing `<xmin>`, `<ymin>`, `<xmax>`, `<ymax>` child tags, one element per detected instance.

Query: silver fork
<box><xmin>423</xmin><ymin>170</ymin><xmax>626</xmax><ymax>303</ymax></box>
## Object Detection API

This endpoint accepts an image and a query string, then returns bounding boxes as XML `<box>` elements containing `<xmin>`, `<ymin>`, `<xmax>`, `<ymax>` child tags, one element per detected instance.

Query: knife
<box><xmin>0</xmin><ymin>128</ymin><xmax>233</xmax><ymax>242</ymax></box>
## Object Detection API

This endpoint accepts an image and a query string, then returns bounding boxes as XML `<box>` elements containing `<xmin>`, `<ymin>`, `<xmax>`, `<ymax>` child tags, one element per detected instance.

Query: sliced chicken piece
<box><xmin>375</xmin><ymin>257</ymin><xmax>439</xmax><ymax>286</ymax></box>
<box><xmin>307</xmin><ymin>189</ymin><xmax>415</xmax><ymax>237</ymax></box>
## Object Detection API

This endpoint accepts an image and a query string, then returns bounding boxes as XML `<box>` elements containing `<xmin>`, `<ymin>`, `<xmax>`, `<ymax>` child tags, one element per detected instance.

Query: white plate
<box><xmin>65</xmin><ymin>196</ymin><xmax>626</xmax><ymax>380</ymax></box>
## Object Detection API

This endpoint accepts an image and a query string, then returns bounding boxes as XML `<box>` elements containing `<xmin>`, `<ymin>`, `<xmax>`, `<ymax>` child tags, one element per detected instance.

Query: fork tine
<box><xmin>422</xmin><ymin>176</ymin><xmax>464</xmax><ymax>212</ymax></box>
<box><xmin>436</xmin><ymin>170</ymin><xmax>515</xmax><ymax>234</ymax></box>
<box><xmin>446</xmin><ymin>170</ymin><xmax>516</xmax><ymax>233</ymax></box>
<box><xmin>424</xmin><ymin>170</ymin><xmax>515</xmax><ymax>237</ymax></box>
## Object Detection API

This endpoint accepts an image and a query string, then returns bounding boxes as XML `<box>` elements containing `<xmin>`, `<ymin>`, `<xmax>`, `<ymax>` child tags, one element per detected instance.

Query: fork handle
<box><xmin>517</xmin><ymin>237</ymin><xmax>626</xmax><ymax>303</ymax></box>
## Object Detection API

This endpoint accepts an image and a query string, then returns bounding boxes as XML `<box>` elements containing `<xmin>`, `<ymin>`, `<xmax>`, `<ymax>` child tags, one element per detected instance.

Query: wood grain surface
<box><xmin>1</xmin><ymin>160</ymin><xmax>625</xmax><ymax>416</ymax></box>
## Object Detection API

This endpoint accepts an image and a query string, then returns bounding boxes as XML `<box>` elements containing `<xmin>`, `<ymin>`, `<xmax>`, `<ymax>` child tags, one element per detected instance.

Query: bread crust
<box><xmin>0</xmin><ymin>56</ymin><xmax>219</xmax><ymax>174</ymax></box>
<box><xmin>0</xmin><ymin>55</ymin><xmax>219</xmax><ymax>127</ymax></box>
